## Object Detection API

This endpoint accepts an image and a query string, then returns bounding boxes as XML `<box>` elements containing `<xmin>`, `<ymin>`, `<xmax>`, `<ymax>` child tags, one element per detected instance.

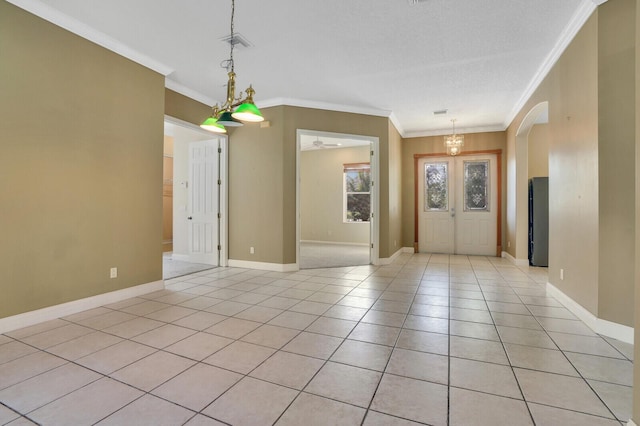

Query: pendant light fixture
<box><xmin>200</xmin><ymin>0</ymin><xmax>264</xmax><ymax>134</ymax></box>
<box><xmin>444</xmin><ymin>119</ymin><xmax>464</xmax><ymax>156</ymax></box>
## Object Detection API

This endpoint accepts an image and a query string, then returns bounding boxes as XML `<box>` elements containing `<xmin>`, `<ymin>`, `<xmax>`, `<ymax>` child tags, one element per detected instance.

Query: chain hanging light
<box><xmin>200</xmin><ymin>0</ymin><xmax>264</xmax><ymax>134</ymax></box>
<box><xmin>444</xmin><ymin>119</ymin><xmax>464</xmax><ymax>156</ymax></box>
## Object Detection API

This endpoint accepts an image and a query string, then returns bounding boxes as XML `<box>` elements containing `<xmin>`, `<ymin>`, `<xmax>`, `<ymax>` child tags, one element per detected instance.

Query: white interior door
<box><xmin>454</xmin><ymin>155</ymin><xmax>497</xmax><ymax>256</ymax></box>
<box><xmin>418</xmin><ymin>157</ymin><xmax>455</xmax><ymax>254</ymax></box>
<box><xmin>188</xmin><ymin>140</ymin><xmax>219</xmax><ymax>265</ymax></box>
<box><xmin>418</xmin><ymin>154</ymin><xmax>497</xmax><ymax>255</ymax></box>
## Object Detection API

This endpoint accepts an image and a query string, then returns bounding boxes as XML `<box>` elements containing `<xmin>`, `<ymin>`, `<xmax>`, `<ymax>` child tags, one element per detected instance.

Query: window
<box><xmin>344</xmin><ymin>163</ymin><xmax>371</xmax><ymax>222</ymax></box>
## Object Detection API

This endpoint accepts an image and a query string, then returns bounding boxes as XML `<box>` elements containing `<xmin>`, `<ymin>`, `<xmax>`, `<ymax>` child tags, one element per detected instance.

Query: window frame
<box><xmin>343</xmin><ymin>162</ymin><xmax>371</xmax><ymax>223</ymax></box>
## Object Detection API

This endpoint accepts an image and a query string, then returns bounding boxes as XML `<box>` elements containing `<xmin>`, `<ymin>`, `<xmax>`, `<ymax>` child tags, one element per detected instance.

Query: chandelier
<box><xmin>444</xmin><ymin>119</ymin><xmax>464</xmax><ymax>156</ymax></box>
<box><xmin>200</xmin><ymin>0</ymin><xmax>264</xmax><ymax>134</ymax></box>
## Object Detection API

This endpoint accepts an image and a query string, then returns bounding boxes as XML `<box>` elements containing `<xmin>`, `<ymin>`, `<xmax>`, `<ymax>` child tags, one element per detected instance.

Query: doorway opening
<box><xmin>163</xmin><ymin>117</ymin><xmax>228</xmax><ymax>279</ymax></box>
<box><xmin>296</xmin><ymin>130</ymin><xmax>379</xmax><ymax>269</ymax></box>
<box><xmin>414</xmin><ymin>150</ymin><xmax>502</xmax><ymax>256</ymax></box>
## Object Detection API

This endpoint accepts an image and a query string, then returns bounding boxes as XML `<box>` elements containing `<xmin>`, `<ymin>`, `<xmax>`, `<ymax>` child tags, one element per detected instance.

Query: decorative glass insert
<box><xmin>344</xmin><ymin>163</ymin><xmax>371</xmax><ymax>222</ymax></box>
<box><xmin>424</xmin><ymin>162</ymin><xmax>448</xmax><ymax>211</ymax></box>
<box><xmin>464</xmin><ymin>160</ymin><xmax>489</xmax><ymax>211</ymax></box>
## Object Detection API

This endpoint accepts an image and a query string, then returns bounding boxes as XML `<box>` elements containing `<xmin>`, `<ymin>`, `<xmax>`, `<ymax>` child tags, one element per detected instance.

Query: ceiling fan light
<box><xmin>217</xmin><ymin>111</ymin><xmax>244</xmax><ymax>127</ymax></box>
<box><xmin>232</xmin><ymin>102</ymin><xmax>264</xmax><ymax>122</ymax></box>
<box><xmin>200</xmin><ymin>117</ymin><xmax>227</xmax><ymax>133</ymax></box>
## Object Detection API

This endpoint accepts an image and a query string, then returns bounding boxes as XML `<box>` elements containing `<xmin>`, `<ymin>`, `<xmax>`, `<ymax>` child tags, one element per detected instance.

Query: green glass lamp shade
<box><xmin>232</xmin><ymin>102</ymin><xmax>264</xmax><ymax>122</ymax></box>
<box><xmin>217</xmin><ymin>111</ymin><xmax>243</xmax><ymax>127</ymax></box>
<box><xmin>200</xmin><ymin>117</ymin><xmax>227</xmax><ymax>133</ymax></box>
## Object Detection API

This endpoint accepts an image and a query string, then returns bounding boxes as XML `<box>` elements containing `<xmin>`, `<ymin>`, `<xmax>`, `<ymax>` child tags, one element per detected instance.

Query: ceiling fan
<box><xmin>312</xmin><ymin>137</ymin><xmax>341</xmax><ymax>149</ymax></box>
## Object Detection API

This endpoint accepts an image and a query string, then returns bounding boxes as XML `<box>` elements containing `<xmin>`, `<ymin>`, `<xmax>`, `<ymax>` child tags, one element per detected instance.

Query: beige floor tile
<box><xmin>371</xmin><ymin>374</ymin><xmax>447</xmax><ymax>425</ymax></box>
<box><xmin>231</xmin><ymin>292</ymin><xmax>272</xmax><ymax>304</ymax></box>
<box><xmin>361</xmin><ymin>310</ymin><xmax>407</xmax><ymax>327</ymax></box>
<box><xmin>450</xmin><ymin>308</ymin><xmax>494</xmax><ymax>324</ymax></box>
<box><xmin>337</xmin><ymin>295</ymin><xmax>377</xmax><ymax>309</ymax></box>
<box><xmin>403</xmin><ymin>315</ymin><xmax>448</xmax><ymax>334</ymax></box>
<box><xmin>371</xmin><ymin>300</ymin><xmax>411</xmax><ymax>314</ymax></box>
<box><xmin>154</xmin><ymin>292</ymin><xmax>198</xmax><ymax>305</ymax></box>
<box><xmin>330</xmin><ymin>339</ymin><xmax>392</xmax><ymax>371</ymax></box>
<box><xmin>144</xmin><ymin>305</ymin><xmax>198</xmax><ymax>323</ymax></box>
<box><xmin>120</xmin><ymin>300</ymin><xmax>171</xmax><ymax>316</ymax></box>
<box><xmin>102</xmin><ymin>317</ymin><xmax>165</xmax><ymax>339</ymax></box>
<box><xmin>305</xmin><ymin>317</ymin><xmax>357</xmax><ymax>338</ymax></box>
<box><xmin>76</xmin><ymin>340</ymin><xmax>156</xmax><ymax>375</ymax></box>
<box><xmin>528</xmin><ymin>305</ymin><xmax>577</xmax><ymax>319</ymax></box>
<box><xmin>0</xmin><ymin>363</ymin><xmax>100</xmax><ymax>413</ymax></box>
<box><xmin>450</xmin><ymin>298</ymin><xmax>487</xmax><ymax>310</ymax></box>
<box><xmin>449</xmin><ymin>387</ymin><xmax>533</xmax><ymax>426</ymax></box>
<box><xmin>205</xmin><ymin>317</ymin><xmax>262</xmax><ymax>339</ymax></box>
<box><xmin>172</xmin><ymin>311</ymin><xmax>227</xmax><ymax>331</ymax></box>
<box><xmin>289</xmin><ymin>300</ymin><xmax>333</xmax><ymax>315</ymax></box>
<box><xmin>588</xmin><ymin>380</ymin><xmax>632</xmax><ymax>421</ymax></box>
<box><xmin>305</xmin><ymin>362</ymin><xmax>381</xmax><ymax>407</ymax></box>
<box><xmin>282</xmin><ymin>332</ymin><xmax>343</xmax><ymax>359</ymax></box>
<box><xmin>0</xmin><ymin>351</ymin><xmax>67</xmax><ymax>390</ymax></box>
<box><xmin>74</xmin><ymin>310</ymin><xmax>136</xmax><ymax>330</ymax></box>
<box><xmin>491</xmin><ymin>312</ymin><xmax>542</xmax><ymax>330</ymax></box>
<box><xmin>396</xmin><ymin>329</ymin><xmax>449</xmax><ymax>356</ymax></box>
<box><xmin>178</xmin><ymin>295</ymin><xmax>222</xmax><ymax>310</ymax></box>
<box><xmin>537</xmin><ymin>317</ymin><xmax>597</xmax><ymax>336</ymax></box>
<box><xmin>450</xmin><ymin>335</ymin><xmax>508</xmax><ymax>364</ymax></box>
<box><xmin>305</xmin><ymin>292</ymin><xmax>344</xmax><ymax>304</ymax></box>
<box><xmin>0</xmin><ymin>404</ymin><xmax>19</xmax><ymax>424</ymax></box>
<box><xmin>450</xmin><ymin>357</ymin><xmax>522</xmax><ymax>398</ymax></box>
<box><xmin>602</xmin><ymin>336</ymin><xmax>634</xmax><ymax>361</ymax></box>
<box><xmin>268</xmin><ymin>311</ymin><xmax>318</xmax><ymax>330</ymax></box>
<box><xmin>29</xmin><ymin>378</ymin><xmax>142</xmax><ymax>426</ymax></box>
<box><xmin>0</xmin><ymin>341</ymin><xmax>39</xmax><ymax>365</ymax></box>
<box><xmin>486</xmin><ymin>301</ymin><xmax>530</xmax><ymax>315</ymax></box>
<box><xmin>240</xmin><ymin>324</ymin><xmax>300</xmax><ymax>349</ymax></box>
<box><xmin>61</xmin><ymin>307</ymin><xmax>113</xmax><ymax>322</ymax></box>
<box><xmin>565</xmin><ymin>352</ymin><xmax>633</xmax><ymax>386</ymax></box>
<box><xmin>234</xmin><ymin>305</ymin><xmax>283</xmax><ymax>322</ymax></box>
<box><xmin>203</xmin><ymin>377</ymin><xmax>298</xmax><ymax>425</ymax></box>
<box><xmin>164</xmin><ymin>332</ymin><xmax>233</xmax><ymax>361</ymax></box>
<box><xmin>549</xmin><ymin>332</ymin><xmax>625</xmax><ymax>358</ymax></box>
<box><xmin>528</xmin><ymin>403</ymin><xmax>620</xmax><ymax>426</ymax></box>
<box><xmin>249</xmin><ymin>351</ymin><xmax>323</xmax><ymax>390</ymax></box>
<box><xmin>206</xmin><ymin>289</ymin><xmax>245</xmax><ymax>300</ymax></box>
<box><xmin>204</xmin><ymin>300</ymin><xmax>252</xmax><ymax>316</ymax></box>
<box><xmin>386</xmin><ymin>348</ymin><xmax>448</xmax><ymax>384</ymax></box>
<box><xmin>184</xmin><ymin>414</ymin><xmax>227</xmax><ymax>425</ymax></box>
<box><xmin>276</xmin><ymin>393</ymin><xmax>366</xmax><ymax>426</ymax></box>
<box><xmin>278</xmin><ymin>288</ymin><xmax>315</xmax><ymax>300</ymax></box>
<box><xmin>323</xmin><ymin>305</ymin><xmax>368</xmax><ymax>321</ymax></box>
<box><xmin>450</xmin><ymin>320</ymin><xmax>499</xmax><ymax>341</ymax></box>
<box><xmin>497</xmin><ymin>326</ymin><xmax>557</xmax><ymax>349</ymax></box>
<box><xmin>131</xmin><ymin>324</ymin><xmax>196</xmax><ymax>349</ymax></box>
<box><xmin>97</xmin><ymin>394</ymin><xmax>195</xmax><ymax>425</ymax></box>
<box><xmin>5</xmin><ymin>319</ymin><xmax>68</xmax><ymax>340</ymax></box>
<box><xmin>258</xmin><ymin>296</ymin><xmax>301</xmax><ymax>310</ymax></box>
<box><xmin>204</xmin><ymin>341</ymin><xmax>275</xmax><ymax>374</ymax></box>
<box><xmin>21</xmin><ymin>323</ymin><xmax>94</xmax><ymax>349</ymax></box>
<box><xmin>152</xmin><ymin>363</ymin><xmax>241</xmax><ymax>411</ymax></box>
<box><xmin>349</xmin><ymin>323</ymin><xmax>401</xmax><ymax>346</ymax></box>
<box><xmin>47</xmin><ymin>330</ymin><xmax>122</xmax><ymax>361</ymax></box>
<box><xmin>363</xmin><ymin>411</ymin><xmax>423</xmax><ymax>425</ymax></box>
<box><xmin>504</xmin><ymin>343</ymin><xmax>579</xmax><ymax>376</ymax></box>
<box><xmin>514</xmin><ymin>368</ymin><xmax>613</xmax><ymax>418</ymax></box>
<box><xmin>111</xmin><ymin>350</ymin><xmax>195</xmax><ymax>391</ymax></box>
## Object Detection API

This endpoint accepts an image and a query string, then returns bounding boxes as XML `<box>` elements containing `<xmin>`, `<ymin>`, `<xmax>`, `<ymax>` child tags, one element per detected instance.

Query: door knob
<box><xmin>187</xmin><ymin>216</ymin><xmax>193</xmax><ymax>220</ymax></box>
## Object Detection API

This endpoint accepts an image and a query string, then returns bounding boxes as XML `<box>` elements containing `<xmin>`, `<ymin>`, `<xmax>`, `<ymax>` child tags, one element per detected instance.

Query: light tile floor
<box><xmin>0</xmin><ymin>253</ymin><xmax>634</xmax><ymax>425</ymax></box>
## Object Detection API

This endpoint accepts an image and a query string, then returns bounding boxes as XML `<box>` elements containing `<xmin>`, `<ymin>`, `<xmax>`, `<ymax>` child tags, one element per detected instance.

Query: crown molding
<box><xmin>7</xmin><ymin>0</ymin><xmax>173</xmax><ymax>76</ymax></box>
<box><xmin>503</xmin><ymin>0</ymin><xmax>598</xmax><ymax>129</ymax></box>
<box><xmin>404</xmin><ymin>124</ymin><xmax>506</xmax><ymax>139</ymax></box>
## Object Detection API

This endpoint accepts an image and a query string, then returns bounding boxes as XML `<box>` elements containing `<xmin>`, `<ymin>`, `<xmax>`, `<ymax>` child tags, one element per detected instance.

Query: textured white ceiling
<box><xmin>11</xmin><ymin>0</ymin><xmax>600</xmax><ymax>136</ymax></box>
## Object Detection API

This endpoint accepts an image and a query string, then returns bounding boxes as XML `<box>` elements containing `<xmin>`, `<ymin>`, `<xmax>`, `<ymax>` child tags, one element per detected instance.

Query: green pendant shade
<box><xmin>232</xmin><ymin>102</ymin><xmax>264</xmax><ymax>122</ymax></box>
<box><xmin>200</xmin><ymin>117</ymin><xmax>227</xmax><ymax>133</ymax></box>
<box><xmin>217</xmin><ymin>111</ymin><xmax>243</xmax><ymax>127</ymax></box>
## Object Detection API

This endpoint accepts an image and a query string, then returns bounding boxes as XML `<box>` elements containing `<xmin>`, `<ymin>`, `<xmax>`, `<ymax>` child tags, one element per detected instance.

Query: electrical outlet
<box><xmin>560</xmin><ymin>269</ymin><xmax>564</xmax><ymax>280</ymax></box>
<box><xmin>507</xmin><ymin>241</ymin><xmax>511</xmax><ymax>248</ymax></box>
<box><xmin>110</xmin><ymin>267</ymin><xmax>118</xmax><ymax>279</ymax></box>
<box><xmin>250</xmin><ymin>247</ymin><xmax>255</xmax><ymax>254</ymax></box>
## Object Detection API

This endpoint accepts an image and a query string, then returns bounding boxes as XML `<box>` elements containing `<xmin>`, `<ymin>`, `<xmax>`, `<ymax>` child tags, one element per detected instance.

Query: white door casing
<box><xmin>188</xmin><ymin>140</ymin><xmax>219</xmax><ymax>265</ymax></box>
<box><xmin>418</xmin><ymin>154</ymin><xmax>497</xmax><ymax>256</ymax></box>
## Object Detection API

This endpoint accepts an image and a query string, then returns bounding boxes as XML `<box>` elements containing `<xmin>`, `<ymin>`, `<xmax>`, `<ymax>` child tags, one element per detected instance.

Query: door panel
<box><xmin>188</xmin><ymin>140</ymin><xmax>219</xmax><ymax>265</ymax></box>
<box><xmin>418</xmin><ymin>158</ymin><xmax>454</xmax><ymax>253</ymax></box>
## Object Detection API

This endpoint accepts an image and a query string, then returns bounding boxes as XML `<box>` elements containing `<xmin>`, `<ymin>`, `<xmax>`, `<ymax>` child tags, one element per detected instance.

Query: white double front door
<box><xmin>417</xmin><ymin>154</ymin><xmax>498</xmax><ymax>256</ymax></box>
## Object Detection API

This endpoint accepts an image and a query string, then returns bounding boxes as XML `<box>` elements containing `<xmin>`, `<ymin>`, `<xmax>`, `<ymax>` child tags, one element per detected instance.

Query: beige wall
<box><xmin>527</xmin><ymin>124</ymin><xmax>550</xmax><ymax>178</ymax></box>
<box><xmin>301</xmin><ymin>147</ymin><xmax>370</xmax><ymax>244</ymax></box>
<box><xmin>388</xmin><ymin>124</ymin><xmax>404</xmax><ymax>253</ymax></box>
<box><xmin>0</xmin><ymin>2</ymin><xmax>164</xmax><ymax>318</ymax></box>
<box><xmin>400</xmin><ymin>132</ymin><xmax>507</xmax><ymax>249</ymax></box>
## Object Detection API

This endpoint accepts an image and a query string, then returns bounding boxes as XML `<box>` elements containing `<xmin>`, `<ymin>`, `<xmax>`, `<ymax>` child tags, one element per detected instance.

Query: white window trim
<box><xmin>343</xmin><ymin>163</ymin><xmax>371</xmax><ymax>223</ymax></box>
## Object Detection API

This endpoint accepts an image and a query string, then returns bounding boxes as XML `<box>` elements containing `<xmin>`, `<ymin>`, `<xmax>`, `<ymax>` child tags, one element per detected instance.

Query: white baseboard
<box><xmin>300</xmin><ymin>240</ymin><xmax>369</xmax><ymax>247</ymax></box>
<box><xmin>227</xmin><ymin>259</ymin><xmax>298</xmax><ymax>272</ymax></box>
<box><xmin>0</xmin><ymin>280</ymin><xmax>165</xmax><ymax>335</ymax></box>
<box><xmin>626</xmin><ymin>419</ymin><xmax>637</xmax><ymax>426</ymax></box>
<box><xmin>376</xmin><ymin>247</ymin><xmax>414</xmax><ymax>265</ymax></box>
<box><xmin>546</xmin><ymin>282</ymin><xmax>634</xmax><ymax>344</ymax></box>
<box><xmin>502</xmin><ymin>251</ymin><xmax>529</xmax><ymax>266</ymax></box>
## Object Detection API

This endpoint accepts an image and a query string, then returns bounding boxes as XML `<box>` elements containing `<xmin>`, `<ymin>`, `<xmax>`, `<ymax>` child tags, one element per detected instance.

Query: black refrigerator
<box><xmin>528</xmin><ymin>177</ymin><xmax>549</xmax><ymax>267</ymax></box>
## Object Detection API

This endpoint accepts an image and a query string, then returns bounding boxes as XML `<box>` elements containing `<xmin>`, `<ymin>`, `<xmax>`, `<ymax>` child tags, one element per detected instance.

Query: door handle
<box><xmin>187</xmin><ymin>216</ymin><xmax>193</xmax><ymax>220</ymax></box>
<box><xmin>450</xmin><ymin>208</ymin><xmax>455</xmax><ymax>218</ymax></box>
